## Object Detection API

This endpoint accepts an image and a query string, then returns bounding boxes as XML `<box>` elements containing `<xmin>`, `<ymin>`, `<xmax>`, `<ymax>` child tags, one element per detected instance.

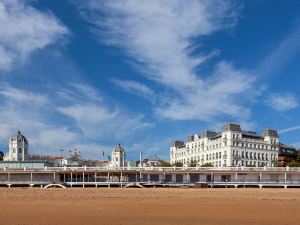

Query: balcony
<box><xmin>223</xmin><ymin>155</ymin><xmax>227</xmax><ymax>159</ymax></box>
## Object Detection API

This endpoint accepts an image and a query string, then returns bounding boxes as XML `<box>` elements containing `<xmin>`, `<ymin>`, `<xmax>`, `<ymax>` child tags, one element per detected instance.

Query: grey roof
<box><xmin>113</xmin><ymin>144</ymin><xmax>125</xmax><ymax>153</ymax></box>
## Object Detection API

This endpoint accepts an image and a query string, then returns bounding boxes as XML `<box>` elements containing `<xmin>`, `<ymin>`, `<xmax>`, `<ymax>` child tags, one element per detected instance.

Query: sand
<box><xmin>0</xmin><ymin>188</ymin><xmax>300</xmax><ymax>225</ymax></box>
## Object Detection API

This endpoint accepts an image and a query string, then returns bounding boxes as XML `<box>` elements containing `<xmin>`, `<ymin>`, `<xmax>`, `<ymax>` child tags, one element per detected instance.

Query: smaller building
<box><xmin>110</xmin><ymin>144</ymin><xmax>126</xmax><ymax>168</ymax></box>
<box><xmin>137</xmin><ymin>156</ymin><xmax>163</xmax><ymax>167</ymax></box>
<box><xmin>277</xmin><ymin>144</ymin><xmax>299</xmax><ymax>167</ymax></box>
<box><xmin>4</xmin><ymin>131</ymin><xmax>29</xmax><ymax>161</ymax></box>
<box><xmin>62</xmin><ymin>149</ymin><xmax>83</xmax><ymax>166</ymax></box>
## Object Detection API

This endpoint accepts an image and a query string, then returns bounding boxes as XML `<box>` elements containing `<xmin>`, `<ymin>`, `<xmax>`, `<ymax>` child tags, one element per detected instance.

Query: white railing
<box><xmin>1</xmin><ymin>166</ymin><xmax>300</xmax><ymax>172</ymax></box>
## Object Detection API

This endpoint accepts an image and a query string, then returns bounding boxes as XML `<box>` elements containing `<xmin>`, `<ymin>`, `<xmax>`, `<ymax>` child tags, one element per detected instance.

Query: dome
<box><xmin>11</xmin><ymin>131</ymin><xmax>28</xmax><ymax>144</ymax></box>
<box><xmin>113</xmin><ymin>144</ymin><xmax>125</xmax><ymax>153</ymax></box>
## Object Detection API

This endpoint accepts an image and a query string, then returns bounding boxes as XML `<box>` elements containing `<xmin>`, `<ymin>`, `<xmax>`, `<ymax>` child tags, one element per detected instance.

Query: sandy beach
<box><xmin>1</xmin><ymin>188</ymin><xmax>300</xmax><ymax>225</ymax></box>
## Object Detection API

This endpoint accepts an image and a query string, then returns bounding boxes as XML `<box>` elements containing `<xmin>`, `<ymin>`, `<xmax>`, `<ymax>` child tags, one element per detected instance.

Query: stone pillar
<box><xmin>159</xmin><ymin>174</ymin><xmax>164</xmax><ymax>182</ymax></box>
<box><xmin>147</xmin><ymin>174</ymin><xmax>150</xmax><ymax>182</ymax></box>
<box><xmin>172</xmin><ymin>174</ymin><xmax>176</xmax><ymax>183</ymax></box>
<box><xmin>284</xmin><ymin>172</ymin><xmax>287</xmax><ymax>184</ymax></box>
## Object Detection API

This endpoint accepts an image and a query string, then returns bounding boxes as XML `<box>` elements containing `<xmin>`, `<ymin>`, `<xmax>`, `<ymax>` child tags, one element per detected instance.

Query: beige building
<box><xmin>170</xmin><ymin>124</ymin><xmax>279</xmax><ymax>167</ymax></box>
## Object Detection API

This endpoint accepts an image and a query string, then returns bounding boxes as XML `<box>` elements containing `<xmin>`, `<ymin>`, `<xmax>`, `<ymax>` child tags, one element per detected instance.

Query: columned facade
<box><xmin>170</xmin><ymin>124</ymin><xmax>279</xmax><ymax>167</ymax></box>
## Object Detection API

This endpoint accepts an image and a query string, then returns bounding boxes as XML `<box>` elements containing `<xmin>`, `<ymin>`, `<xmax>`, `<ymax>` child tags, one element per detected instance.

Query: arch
<box><xmin>44</xmin><ymin>183</ymin><xmax>67</xmax><ymax>189</ymax></box>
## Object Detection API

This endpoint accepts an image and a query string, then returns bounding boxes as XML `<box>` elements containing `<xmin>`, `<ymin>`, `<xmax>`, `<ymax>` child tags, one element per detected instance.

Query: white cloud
<box><xmin>265</xmin><ymin>93</ymin><xmax>298</xmax><ymax>112</ymax></box>
<box><xmin>57</xmin><ymin>83</ymin><xmax>153</xmax><ymax>140</ymax></box>
<box><xmin>0</xmin><ymin>84</ymin><xmax>78</xmax><ymax>154</ymax></box>
<box><xmin>258</xmin><ymin>23</ymin><xmax>300</xmax><ymax>77</ymax></box>
<box><xmin>78</xmin><ymin>0</ymin><xmax>255</xmax><ymax>122</ymax></box>
<box><xmin>0</xmin><ymin>0</ymin><xmax>69</xmax><ymax>70</ymax></box>
<box><xmin>0</xmin><ymin>82</ymin><xmax>152</xmax><ymax>157</ymax></box>
<box><xmin>111</xmin><ymin>79</ymin><xmax>156</xmax><ymax>102</ymax></box>
<box><xmin>279</xmin><ymin>125</ymin><xmax>300</xmax><ymax>134</ymax></box>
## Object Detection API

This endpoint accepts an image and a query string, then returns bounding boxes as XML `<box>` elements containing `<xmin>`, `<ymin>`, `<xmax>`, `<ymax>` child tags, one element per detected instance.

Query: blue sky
<box><xmin>0</xmin><ymin>0</ymin><xmax>300</xmax><ymax>160</ymax></box>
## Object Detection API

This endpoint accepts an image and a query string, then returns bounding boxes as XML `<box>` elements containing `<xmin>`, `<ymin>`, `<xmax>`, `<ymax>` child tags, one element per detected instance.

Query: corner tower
<box><xmin>4</xmin><ymin>131</ymin><xmax>29</xmax><ymax>161</ymax></box>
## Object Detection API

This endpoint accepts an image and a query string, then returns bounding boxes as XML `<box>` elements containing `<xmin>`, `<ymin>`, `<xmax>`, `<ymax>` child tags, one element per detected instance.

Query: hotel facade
<box><xmin>170</xmin><ymin>124</ymin><xmax>279</xmax><ymax>167</ymax></box>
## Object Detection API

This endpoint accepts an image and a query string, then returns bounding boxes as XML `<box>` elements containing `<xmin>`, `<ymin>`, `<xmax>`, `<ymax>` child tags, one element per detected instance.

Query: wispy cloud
<box><xmin>111</xmin><ymin>79</ymin><xmax>156</xmax><ymax>102</ymax></box>
<box><xmin>279</xmin><ymin>125</ymin><xmax>300</xmax><ymax>134</ymax></box>
<box><xmin>0</xmin><ymin>81</ymin><xmax>152</xmax><ymax>156</ymax></box>
<box><xmin>78</xmin><ymin>0</ymin><xmax>256</xmax><ymax>122</ymax></box>
<box><xmin>258</xmin><ymin>22</ymin><xmax>300</xmax><ymax>77</ymax></box>
<box><xmin>0</xmin><ymin>0</ymin><xmax>69</xmax><ymax>71</ymax></box>
<box><xmin>264</xmin><ymin>93</ymin><xmax>298</xmax><ymax>112</ymax></box>
<box><xmin>57</xmin><ymin>83</ymin><xmax>153</xmax><ymax>140</ymax></box>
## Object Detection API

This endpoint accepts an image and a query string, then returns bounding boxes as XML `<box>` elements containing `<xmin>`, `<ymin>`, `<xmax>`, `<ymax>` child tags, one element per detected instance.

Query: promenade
<box><xmin>0</xmin><ymin>166</ymin><xmax>300</xmax><ymax>188</ymax></box>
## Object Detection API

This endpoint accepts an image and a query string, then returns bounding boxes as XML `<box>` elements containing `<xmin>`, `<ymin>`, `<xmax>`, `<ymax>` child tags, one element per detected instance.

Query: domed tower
<box><xmin>4</xmin><ymin>131</ymin><xmax>29</xmax><ymax>161</ymax></box>
<box><xmin>110</xmin><ymin>144</ymin><xmax>126</xmax><ymax>168</ymax></box>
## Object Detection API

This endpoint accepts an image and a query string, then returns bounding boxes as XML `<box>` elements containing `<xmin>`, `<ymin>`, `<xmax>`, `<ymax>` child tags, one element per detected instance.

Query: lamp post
<box><xmin>59</xmin><ymin>149</ymin><xmax>64</xmax><ymax>166</ymax></box>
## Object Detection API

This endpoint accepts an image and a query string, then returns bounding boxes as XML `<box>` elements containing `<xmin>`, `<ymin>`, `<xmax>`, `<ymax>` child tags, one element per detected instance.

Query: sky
<box><xmin>0</xmin><ymin>0</ymin><xmax>300</xmax><ymax>160</ymax></box>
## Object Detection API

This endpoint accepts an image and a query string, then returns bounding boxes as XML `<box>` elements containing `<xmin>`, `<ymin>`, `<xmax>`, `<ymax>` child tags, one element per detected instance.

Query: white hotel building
<box><xmin>170</xmin><ymin>124</ymin><xmax>279</xmax><ymax>167</ymax></box>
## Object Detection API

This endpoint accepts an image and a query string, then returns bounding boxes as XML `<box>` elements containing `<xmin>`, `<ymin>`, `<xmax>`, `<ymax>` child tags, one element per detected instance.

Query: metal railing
<box><xmin>0</xmin><ymin>166</ymin><xmax>300</xmax><ymax>172</ymax></box>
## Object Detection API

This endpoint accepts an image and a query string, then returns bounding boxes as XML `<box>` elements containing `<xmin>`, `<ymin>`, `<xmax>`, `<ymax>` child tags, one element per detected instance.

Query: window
<box><xmin>18</xmin><ymin>148</ymin><xmax>22</xmax><ymax>154</ymax></box>
<box><xmin>13</xmin><ymin>148</ymin><xmax>16</xmax><ymax>153</ymax></box>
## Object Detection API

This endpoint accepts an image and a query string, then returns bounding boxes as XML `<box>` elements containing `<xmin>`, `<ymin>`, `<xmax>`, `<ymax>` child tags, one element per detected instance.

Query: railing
<box><xmin>0</xmin><ymin>166</ymin><xmax>300</xmax><ymax>172</ymax></box>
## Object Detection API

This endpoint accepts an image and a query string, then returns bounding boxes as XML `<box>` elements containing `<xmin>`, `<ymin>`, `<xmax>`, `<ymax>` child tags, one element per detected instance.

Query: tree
<box><xmin>160</xmin><ymin>161</ymin><xmax>171</xmax><ymax>167</ymax></box>
<box><xmin>201</xmin><ymin>162</ymin><xmax>213</xmax><ymax>167</ymax></box>
<box><xmin>189</xmin><ymin>160</ymin><xmax>197</xmax><ymax>167</ymax></box>
<box><xmin>172</xmin><ymin>161</ymin><xmax>183</xmax><ymax>167</ymax></box>
<box><xmin>246</xmin><ymin>164</ymin><xmax>256</xmax><ymax>167</ymax></box>
<box><xmin>0</xmin><ymin>151</ymin><xmax>3</xmax><ymax>161</ymax></box>
<box><xmin>287</xmin><ymin>161</ymin><xmax>300</xmax><ymax>167</ymax></box>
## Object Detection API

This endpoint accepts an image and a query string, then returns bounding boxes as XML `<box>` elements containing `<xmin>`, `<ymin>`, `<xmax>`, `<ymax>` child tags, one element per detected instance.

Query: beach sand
<box><xmin>1</xmin><ymin>188</ymin><xmax>300</xmax><ymax>225</ymax></box>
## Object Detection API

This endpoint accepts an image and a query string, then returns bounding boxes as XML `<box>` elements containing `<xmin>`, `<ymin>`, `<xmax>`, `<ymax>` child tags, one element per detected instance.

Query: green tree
<box><xmin>246</xmin><ymin>164</ymin><xmax>256</xmax><ymax>167</ymax></box>
<box><xmin>189</xmin><ymin>160</ymin><xmax>197</xmax><ymax>167</ymax></box>
<box><xmin>201</xmin><ymin>162</ymin><xmax>213</xmax><ymax>167</ymax></box>
<box><xmin>160</xmin><ymin>161</ymin><xmax>171</xmax><ymax>167</ymax></box>
<box><xmin>287</xmin><ymin>161</ymin><xmax>300</xmax><ymax>167</ymax></box>
<box><xmin>0</xmin><ymin>151</ymin><xmax>3</xmax><ymax>161</ymax></box>
<box><xmin>172</xmin><ymin>161</ymin><xmax>183</xmax><ymax>167</ymax></box>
